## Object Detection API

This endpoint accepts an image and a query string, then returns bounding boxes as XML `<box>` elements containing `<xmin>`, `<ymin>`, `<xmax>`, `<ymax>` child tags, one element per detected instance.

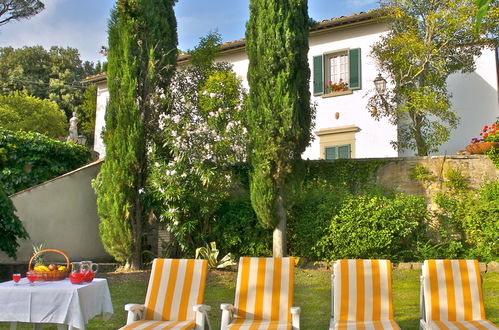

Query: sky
<box><xmin>0</xmin><ymin>0</ymin><xmax>378</xmax><ymax>64</ymax></box>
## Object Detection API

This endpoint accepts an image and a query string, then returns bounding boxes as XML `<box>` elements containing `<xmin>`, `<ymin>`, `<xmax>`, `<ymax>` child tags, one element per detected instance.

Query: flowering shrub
<box><xmin>149</xmin><ymin>60</ymin><xmax>247</xmax><ymax>256</ymax></box>
<box><xmin>325</xmin><ymin>79</ymin><xmax>349</xmax><ymax>93</ymax></box>
<box><xmin>470</xmin><ymin>122</ymin><xmax>499</xmax><ymax>143</ymax></box>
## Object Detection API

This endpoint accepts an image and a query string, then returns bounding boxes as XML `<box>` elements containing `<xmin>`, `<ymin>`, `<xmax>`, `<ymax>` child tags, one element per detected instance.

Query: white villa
<box><xmin>83</xmin><ymin>11</ymin><xmax>499</xmax><ymax>160</ymax></box>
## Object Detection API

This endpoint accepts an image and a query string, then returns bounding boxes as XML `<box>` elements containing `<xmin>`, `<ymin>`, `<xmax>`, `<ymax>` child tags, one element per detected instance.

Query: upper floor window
<box><xmin>325</xmin><ymin>51</ymin><xmax>349</xmax><ymax>86</ymax></box>
<box><xmin>313</xmin><ymin>48</ymin><xmax>362</xmax><ymax>96</ymax></box>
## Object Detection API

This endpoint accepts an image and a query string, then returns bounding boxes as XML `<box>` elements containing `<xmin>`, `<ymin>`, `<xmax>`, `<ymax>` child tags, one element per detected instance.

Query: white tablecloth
<box><xmin>0</xmin><ymin>278</ymin><xmax>113</xmax><ymax>330</ymax></box>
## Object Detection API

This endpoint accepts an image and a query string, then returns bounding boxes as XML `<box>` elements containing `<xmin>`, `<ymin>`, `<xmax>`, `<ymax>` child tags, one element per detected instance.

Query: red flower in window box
<box><xmin>325</xmin><ymin>79</ymin><xmax>349</xmax><ymax>93</ymax></box>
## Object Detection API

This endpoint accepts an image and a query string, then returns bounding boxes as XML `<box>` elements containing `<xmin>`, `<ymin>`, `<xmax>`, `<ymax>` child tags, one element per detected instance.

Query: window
<box><xmin>313</xmin><ymin>48</ymin><xmax>362</xmax><ymax>96</ymax></box>
<box><xmin>325</xmin><ymin>51</ymin><xmax>349</xmax><ymax>86</ymax></box>
<box><xmin>325</xmin><ymin>145</ymin><xmax>351</xmax><ymax>160</ymax></box>
<box><xmin>316</xmin><ymin>125</ymin><xmax>360</xmax><ymax>159</ymax></box>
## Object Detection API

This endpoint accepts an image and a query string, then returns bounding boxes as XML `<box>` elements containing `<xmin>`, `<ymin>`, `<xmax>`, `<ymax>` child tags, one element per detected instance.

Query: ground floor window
<box><xmin>316</xmin><ymin>125</ymin><xmax>360</xmax><ymax>159</ymax></box>
<box><xmin>325</xmin><ymin>145</ymin><xmax>351</xmax><ymax>160</ymax></box>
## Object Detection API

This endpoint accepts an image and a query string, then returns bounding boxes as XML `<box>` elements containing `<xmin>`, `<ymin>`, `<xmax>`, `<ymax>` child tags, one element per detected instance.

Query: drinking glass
<box><xmin>26</xmin><ymin>272</ymin><xmax>36</xmax><ymax>285</ymax></box>
<box><xmin>12</xmin><ymin>273</ymin><xmax>21</xmax><ymax>285</ymax></box>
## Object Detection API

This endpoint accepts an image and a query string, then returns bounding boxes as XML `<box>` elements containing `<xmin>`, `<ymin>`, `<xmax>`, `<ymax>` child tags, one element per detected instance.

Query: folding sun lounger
<box><xmin>420</xmin><ymin>259</ymin><xmax>498</xmax><ymax>330</ymax></box>
<box><xmin>221</xmin><ymin>257</ymin><xmax>301</xmax><ymax>329</ymax></box>
<box><xmin>120</xmin><ymin>258</ymin><xmax>211</xmax><ymax>330</ymax></box>
<box><xmin>330</xmin><ymin>259</ymin><xmax>400</xmax><ymax>330</ymax></box>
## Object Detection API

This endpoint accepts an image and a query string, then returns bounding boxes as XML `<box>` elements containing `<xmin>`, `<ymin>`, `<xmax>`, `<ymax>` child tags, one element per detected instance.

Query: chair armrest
<box><xmin>193</xmin><ymin>304</ymin><xmax>212</xmax><ymax>330</ymax></box>
<box><xmin>124</xmin><ymin>304</ymin><xmax>145</xmax><ymax>325</ymax></box>
<box><xmin>193</xmin><ymin>304</ymin><xmax>211</xmax><ymax>312</ymax></box>
<box><xmin>221</xmin><ymin>303</ymin><xmax>234</xmax><ymax>311</ymax></box>
<box><xmin>291</xmin><ymin>306</ymin><xmax>301</xmax><ymax>329</ymax></box>
<box><xmin>220</xmin><ymin>303</ymin><xmax>234</xmax><ymax>329</ymax></box>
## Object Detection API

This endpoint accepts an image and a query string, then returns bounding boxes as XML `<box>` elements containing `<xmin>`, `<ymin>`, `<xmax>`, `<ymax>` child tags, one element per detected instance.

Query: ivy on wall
<box><xmin>0</xmin><ymin>129</ymin><xmax>91</xmax><ymax>195</ymax></box>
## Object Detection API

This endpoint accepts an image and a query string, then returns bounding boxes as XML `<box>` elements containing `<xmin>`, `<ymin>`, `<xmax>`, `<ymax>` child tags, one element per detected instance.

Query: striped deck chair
<box><xmin>220</xmin><ymin>257</ymin><xmax>301</xmax><ymax>330</ymax></box>
<box><xmin>420</xmin><ymin>259</ymin><xmax>498</xmax><ymax>330</ymax></box>
<box><xmin>120</xmin><ymin>258</ymin><xmax>211</xmax><ymax>330</ymax></box>
<box><xmin>330</xmin><ymin>259</ymin><xmax>400</xmax><ymax>330</ymax></box>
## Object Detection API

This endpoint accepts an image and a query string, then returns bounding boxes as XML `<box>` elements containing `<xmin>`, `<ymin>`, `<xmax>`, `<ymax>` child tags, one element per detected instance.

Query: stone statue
<box><xmin>68</xmin><ymin>112</ymin><xmax>79</xmax><ymax>141</ymax></box>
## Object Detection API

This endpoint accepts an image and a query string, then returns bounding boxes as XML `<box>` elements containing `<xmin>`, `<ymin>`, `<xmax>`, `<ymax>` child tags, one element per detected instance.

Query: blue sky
<box><xmin>0</xmin><ymin>0</ymin><xmax>378</xmax><ymax>63</ymax></box>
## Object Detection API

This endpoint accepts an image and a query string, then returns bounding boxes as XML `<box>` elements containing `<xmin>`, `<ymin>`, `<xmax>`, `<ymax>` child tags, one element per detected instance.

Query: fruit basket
<box><xmin>29</xmin><ymin>248</ymin><xmax>70</xmax><ymax>281</ymax></box>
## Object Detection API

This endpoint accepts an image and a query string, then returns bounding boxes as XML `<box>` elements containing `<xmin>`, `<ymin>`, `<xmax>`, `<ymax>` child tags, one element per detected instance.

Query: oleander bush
<box><xmin>0</xmin><ymin>128</ymin><xmax>91</xmax><ymax>195</ymax></box>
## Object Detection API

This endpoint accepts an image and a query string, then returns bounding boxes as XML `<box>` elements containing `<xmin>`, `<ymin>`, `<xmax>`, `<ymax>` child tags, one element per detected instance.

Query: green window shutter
<box><xmin>349</xmin><ymin>48</ymin><xmax>361</xmax><ymax>90</ymax></box>
<box><xmin>313</xmin><ymin>55</ymin><xmax>324</xmax><ymax>95</ymax></box>
<box><xmin>325</xmin><ymin>147</ymin><xmax>337</xmax><ymax>160</ymax></box>
<box><xmin>338</xmin><ymin>145</ymin><xmax>351</xmax><ymax>159</ymax></box>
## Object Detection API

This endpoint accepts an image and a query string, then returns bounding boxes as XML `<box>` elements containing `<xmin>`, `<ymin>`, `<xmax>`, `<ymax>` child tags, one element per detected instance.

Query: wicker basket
<box><xmin>29</xmin><ymin>248</ymin><xmax>70</xmax><ymax>281</ymax></box>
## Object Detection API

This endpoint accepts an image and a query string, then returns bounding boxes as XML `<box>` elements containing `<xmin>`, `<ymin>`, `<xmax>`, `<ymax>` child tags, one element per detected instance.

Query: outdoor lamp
<box><xmin>374</xmin><ymin>73</ymin><xmax>387</xmax><ymax>94</ymax></box>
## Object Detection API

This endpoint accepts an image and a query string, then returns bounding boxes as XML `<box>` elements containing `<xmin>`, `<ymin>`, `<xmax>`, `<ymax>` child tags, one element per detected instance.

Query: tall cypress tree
<box><xmin>246</xmin><ymin>0</ymin><xmax>312</xmax><ymax>257</ymax></box>
<box><xmin>94</xmin><ymin>0</ymin><xmax>177</xmax><ymax>269</ymax></box>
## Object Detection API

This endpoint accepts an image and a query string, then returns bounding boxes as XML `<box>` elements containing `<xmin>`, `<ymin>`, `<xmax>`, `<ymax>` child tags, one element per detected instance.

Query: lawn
<box><xmin>1</xmin><ymin>268</ymin><xmax>498</xmax><ymax>329</ymax></box>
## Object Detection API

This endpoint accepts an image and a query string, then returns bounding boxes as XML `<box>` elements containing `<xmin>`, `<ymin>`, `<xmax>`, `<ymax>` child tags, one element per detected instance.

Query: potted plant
<box><xmin>325</xmin><ymin>79</ymin><xmax>349</xmax><ymax>93</ymax></box>
<box><xmin>466</xmin><ymin>122</ymin><xmax>499</xmax><ymax>154</ymax></box>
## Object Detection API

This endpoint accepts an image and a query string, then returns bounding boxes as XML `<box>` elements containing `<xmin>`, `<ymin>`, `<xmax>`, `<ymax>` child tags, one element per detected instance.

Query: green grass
<box><xmin>1</xmin><ymin>269</ymin><xmax>498</xmax><ymax>329</ymax></box>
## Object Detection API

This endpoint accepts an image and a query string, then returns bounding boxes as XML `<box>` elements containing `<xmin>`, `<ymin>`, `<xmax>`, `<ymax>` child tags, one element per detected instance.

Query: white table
<box><xmin>0</xmin><ymin>278</ymin><xmax>113</xmax><ymax>330</ymax></box>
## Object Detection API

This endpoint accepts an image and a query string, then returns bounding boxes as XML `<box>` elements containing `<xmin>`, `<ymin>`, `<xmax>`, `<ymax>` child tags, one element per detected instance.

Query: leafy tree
<box><xmin>0</xmin><ymin>183</ymin><xmax>29</xmax><ymax>259</ymax></box>
<box><xmin>0</xmin><ymin>46</ymin><xmax>99</xmax><ymax>119</ymax></box>
<box><xmin>94</xmin><ymin>0</ymin><xmax>177</xmax><ymax>269</ymax></box>
<box><xmin>0</xmin><ymin>0</ymin><xmax>44</xmax><ymax>26</ymax></box>
<box><xmin>369</xmin><ymin>0</ymin><xmax>498</xmax><ymax>156</ymax></box>
<box><xmin>78</xmin><ymin>85</ymin><xmax>96</xmax><ymax>146</ymax></box>
<box><xmin>149</xmin><ymin>32</ymin><xmax>247</xmax><ymax>257</ymax></box>
<box><xmin>475</xmin><ymin>0</ymin><xmax>499</xmax><ymax>36</ymax></box>
<box><xmin>0</xmin><ymin>91</ymin><xmax>66</xmax><ymax>138</ymax></box>
<box><xmin>246</xmin><ymin>0</ymin><xmax>313</xmax><ymax>257</ymax></box>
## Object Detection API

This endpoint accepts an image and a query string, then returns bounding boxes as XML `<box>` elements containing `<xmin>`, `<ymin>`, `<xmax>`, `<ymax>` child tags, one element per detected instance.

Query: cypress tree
<box><xmin>94</xmin><ymin>0</ymin><xmax>177</xmax><ymax>269</ymax></box>
<box><xmin>246</xmin><ymin>0</ymin><xmax>312</xmax><ymax>257</ymax></box>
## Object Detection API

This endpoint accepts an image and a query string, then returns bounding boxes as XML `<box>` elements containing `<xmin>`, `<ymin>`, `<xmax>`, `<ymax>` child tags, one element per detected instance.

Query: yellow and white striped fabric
<box><xmin>225</xmin><ymin>257</ymin><xmax>294</xmax><ymax>330</ymax></box>
<box><xmin>122</xmin><ymin>258</ymin><xmax>208</xmax><ymax>330</ymax></box>
<box><xmin>121</xmin><ymin>320</ymin><xmax>195</xmax><ymax>330</ymax></box>
<box><xmin>422</xmin><ymin>259</ymin><xmax>498</xmax><ymax>330</ymax></box>
<box><xmin>427</xmin><ymin>320</ymin><xmax>498</xmax><ymax>330</ymax></box>
<box><xmin>332</xmin><ymin>259</ymin><xmax>400</xmax><ymax>330</ymax></box>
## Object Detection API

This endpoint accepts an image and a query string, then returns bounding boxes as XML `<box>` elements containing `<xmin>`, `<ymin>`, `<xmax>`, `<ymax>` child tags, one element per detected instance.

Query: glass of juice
<box><xmin>12</xmin><ymin>273</ymin><xmax>21</xmax><ymax>285</ymax></box>
<box><xmin>26</xmin><ymin>272</ymin><xmax>36</xmax><ymax>285</ymax></box>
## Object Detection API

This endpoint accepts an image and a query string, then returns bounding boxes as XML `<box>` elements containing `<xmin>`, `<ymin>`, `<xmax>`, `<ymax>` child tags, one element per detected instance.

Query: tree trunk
<box><xmin>129</xmin><ymin>186</ymin><xmax>143</xmax><ymax>270</ymax></box>
<box><xmin>410</xmin><ymin>111</ymin><xmax>428</xmax><ymax>156</ymax></box>
<box><xmin>273</xmin><ymin>186</ymin><xmax>287</xmax><ymax>257</ymax></box>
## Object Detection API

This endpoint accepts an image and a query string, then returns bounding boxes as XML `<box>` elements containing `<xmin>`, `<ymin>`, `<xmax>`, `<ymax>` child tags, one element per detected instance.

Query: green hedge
<box><xmin>210</xmin><ymin>195</ymin><xmax>272</xmax><ymax>258</ymax></box>
<box><xmin>0</xmin><ymin>129</ymin><xmax>91</xmax><ymax>195</ymax></box>
<box><xmin>213</xmin><ymin>160</ymin><xmax>498</xmax><ymax>262</ymax></box>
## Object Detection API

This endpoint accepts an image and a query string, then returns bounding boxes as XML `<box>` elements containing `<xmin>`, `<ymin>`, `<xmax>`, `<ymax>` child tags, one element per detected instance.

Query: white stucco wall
<box><xmin>218</xmin><ymin>22</ymin><xmax>399</xmax><ymax>159</ymax></box>
<box><xmin>425</xmin><ymin>49</ymin><xmax>499</xmax><ymax>156</ymax></box>
<box><xmin>94</xmin><ymin>80</ymin><xmax>108</xmax><ymax>157</ymax></box>
<box><xmin>0</xmin><ymin>160</ymin><xmax>111</xmax><ymax>264</ymax></box>
<box><xmin>92</xmin><ymin>21</ymin><xmax>498</xmax><ymax>159</ymax></box>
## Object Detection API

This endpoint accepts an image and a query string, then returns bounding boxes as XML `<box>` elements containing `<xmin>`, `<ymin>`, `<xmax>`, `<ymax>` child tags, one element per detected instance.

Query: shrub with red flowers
<box><xmin>325</xmin><ymin>79</ymin><xmax>349</xmax><ymax>93</ymax></box>
<box><xmin>470</xmin><ymin>122</ymin><xmax>499</xmax><ymax>143</ymax></box>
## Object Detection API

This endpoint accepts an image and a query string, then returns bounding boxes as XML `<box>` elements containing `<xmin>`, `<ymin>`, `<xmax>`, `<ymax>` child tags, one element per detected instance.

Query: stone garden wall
<box><xmin>374</xmin><ymin>155</ymin><xmax>498</xmax><ymax>200</ymax></box>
